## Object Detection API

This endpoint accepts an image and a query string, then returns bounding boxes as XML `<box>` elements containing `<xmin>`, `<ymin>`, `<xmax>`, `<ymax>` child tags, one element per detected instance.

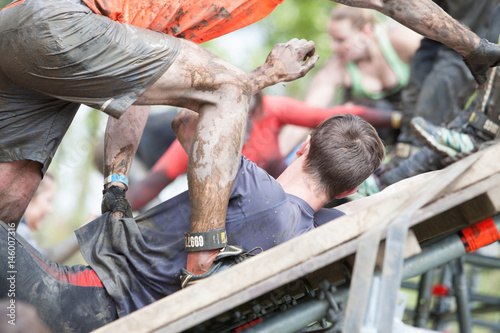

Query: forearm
<box><xmin>172</xmin><ymin>110</ymin><xmax>199</xmax><ymax>155</ymax></box>
<box><xmin>335</xmin><ymin>0</ymin><xmax>480</xmax><ymax>57</ymax></box>
<box><xmin>103</xmin><ymin>105</ymin><xmax>150</xmax><ymax>188</ymax></box>
<box><xmin>247</xmin><ymin>63</ymin><xmax>281</xmax><ymax>95</ymax></box>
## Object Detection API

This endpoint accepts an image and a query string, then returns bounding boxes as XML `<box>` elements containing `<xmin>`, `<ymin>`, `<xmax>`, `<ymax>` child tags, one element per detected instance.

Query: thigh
<box><xmin>135</xmin><ymin>38</ymin><xmax>248</xmax><ymax>111</ymax></box>
<box><xmin>0</xmin><ymin>222</ymin><xmax>118</xmax><ymax>332</ymax></box>
<box><xmin>0</xmin><ymin>0</ymin><xmax>181</xmax><ymax>119</ymax></box>
<box><xmin>0</xmin><ymin>161</ymin><xmax>42</xmax><ymax>226</ymax></box>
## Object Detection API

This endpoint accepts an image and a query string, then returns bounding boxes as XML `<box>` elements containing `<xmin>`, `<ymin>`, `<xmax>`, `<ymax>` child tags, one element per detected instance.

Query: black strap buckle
<box><xmin>469</xmin><ymin>111</ymin><xmax>500</xmax><ymax>139</ymax></box>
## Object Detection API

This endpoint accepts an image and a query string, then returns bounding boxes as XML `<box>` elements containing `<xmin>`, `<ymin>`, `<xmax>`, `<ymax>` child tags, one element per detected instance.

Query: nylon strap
<box><xmin>185</xmin><ymin>228</ymin><xmax>227</xmax><ymax>251</ymax></box>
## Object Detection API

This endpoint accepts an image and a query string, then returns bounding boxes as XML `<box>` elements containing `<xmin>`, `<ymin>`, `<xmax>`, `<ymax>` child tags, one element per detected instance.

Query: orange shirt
<box><xmin>82</xmin><ymin>0</ymin><xmax>284</xmax><ymax>43</ymax></box>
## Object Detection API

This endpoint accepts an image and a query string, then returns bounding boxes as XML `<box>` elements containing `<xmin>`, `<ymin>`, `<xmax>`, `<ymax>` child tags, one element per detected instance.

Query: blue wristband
<box><xmin>104</xmin><ymin>174</ymin><xmax>129</xmax><ymax>187</ymax></box>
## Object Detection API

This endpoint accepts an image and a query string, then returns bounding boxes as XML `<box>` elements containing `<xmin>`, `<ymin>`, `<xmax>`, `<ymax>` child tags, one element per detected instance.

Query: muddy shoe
<box><xmin>463</xmin><ymin>39</ymin><xmax>500</xmax><ymax>88</ymax></box>
<box><xmin>410</xmin><ymin>117</ymin><xmax>476</xmax><ymax>157</ymax></box>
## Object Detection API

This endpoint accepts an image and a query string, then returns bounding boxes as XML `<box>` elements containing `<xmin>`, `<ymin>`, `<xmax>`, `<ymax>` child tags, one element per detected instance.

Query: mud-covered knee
<box><xmin>222</xmin><ymin>71</ymin><xmax>251</xmax><ymax>99</ymax></box>
<box><xmin>172</xmin><ymin>109</ymin><xmax>198</xmax><ymax>138</ymax></box>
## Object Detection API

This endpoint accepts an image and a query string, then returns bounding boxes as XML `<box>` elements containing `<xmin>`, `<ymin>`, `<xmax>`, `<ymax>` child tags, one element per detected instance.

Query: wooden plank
<box><xmin>337</xmin><ymin>144</ymin><xmax>500</xmax><ymax>216</ymax></box>
<box><xmin>346</xmin><ymin>148</ymin><xmax>480</xmax><ymax>333</ymax></box>
<box><xmin>411</xmin><ymin>175</ymin><xmax>500</xmax><ymax>241</ymax></box>
<box><xmin>93</xmin><ymin>144</ymin><xmax>500</xmax><ymax>333</ymax></box>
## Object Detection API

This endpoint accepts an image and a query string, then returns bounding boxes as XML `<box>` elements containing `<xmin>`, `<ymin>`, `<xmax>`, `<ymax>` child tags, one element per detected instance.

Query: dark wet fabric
<box><xmin>0</xmin><ymin>221</ymin><xmax>118</xmax><ymax>333</ymax></box>
<box><xmin>0</xmin><ymin>0</ymin><xmax>180</xmax><ymax>173</ymax></box>
<box><xmin>398</xmin><ymin>0</ymin><xmax>497</xmax><ymax>143</ymax></box>
<box><xmin>399</xmin><ymin>40</ymin><xmax>476</xmax><ymax>144</ymax></box>
<box><xmin>76</xmin><ymin>157</ymin><xmax>344</xmax><ymax>317</ymax></box>
<box><xmin>378</xmin><ymin>146</ymin><xmax>444</xmax><ymax>187</ymax></box>
<box><xmin>444</xmin><ymin>0</ymin><xmax>496</xmax><ymax>39</ymax></box>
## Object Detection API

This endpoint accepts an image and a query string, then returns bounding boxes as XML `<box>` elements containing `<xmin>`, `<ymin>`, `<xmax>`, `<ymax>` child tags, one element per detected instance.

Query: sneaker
<box><xmin>410</xmin><ymin>117</ymin><xmax>476</xmax><ymax>157</ymax></box>
<box><xmin>347</xmin><ymin>174</ymin><xmax>381</xmax><ymax>201</ymax></box>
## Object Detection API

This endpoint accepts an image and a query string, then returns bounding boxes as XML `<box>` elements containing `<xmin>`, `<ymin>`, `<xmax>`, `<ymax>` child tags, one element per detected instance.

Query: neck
<box><xmin>276</xmin><ymin>158</ymin><xmax>328</xmax><ymax>211</ymax></box>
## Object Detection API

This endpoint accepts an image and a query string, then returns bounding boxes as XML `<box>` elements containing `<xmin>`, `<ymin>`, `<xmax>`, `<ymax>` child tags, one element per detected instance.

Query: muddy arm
<box><xmin>174</xmin><ymin>38</ymin><xmax>320</xmax><ymax>155</ymax></box>
<box><xmin>103</xmin><ymin>105</ymin><xmax>150</xmax><ymax>219</ymax></box>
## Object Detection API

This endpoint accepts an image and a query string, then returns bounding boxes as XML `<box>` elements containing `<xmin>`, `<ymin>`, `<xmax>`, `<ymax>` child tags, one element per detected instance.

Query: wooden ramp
<box><xmin>94</xmin><ymin>143</ymin><xmax>500</xmax><ymax>333</ymax></box>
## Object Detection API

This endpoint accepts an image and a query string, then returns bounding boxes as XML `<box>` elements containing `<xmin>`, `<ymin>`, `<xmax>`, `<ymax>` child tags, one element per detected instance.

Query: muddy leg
<box><xmin>0</xmin><ymin>160</ymin><xmax>42</xmax><ymax>228</ymax></box>
<box><xmin>136</xmin><ymin>39</ymin><xmax>250</xmax><ymax>272</ymax></box>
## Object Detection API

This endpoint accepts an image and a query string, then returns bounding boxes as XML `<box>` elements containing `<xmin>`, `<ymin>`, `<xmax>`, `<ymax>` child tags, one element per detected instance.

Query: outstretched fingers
<box><xmin>247</xmin><ymin>38</ymin><xmax>319</xmax><ymax>93</ymax></box>
<box><xmin>301</xmin><ymin>54</ymin><xmax>320</xmax><ymax>77</ymax></box>
<box><xmin>266</xmin><ymin>38</ymin><xmax>319</xmax><ymax>82</ymax></box>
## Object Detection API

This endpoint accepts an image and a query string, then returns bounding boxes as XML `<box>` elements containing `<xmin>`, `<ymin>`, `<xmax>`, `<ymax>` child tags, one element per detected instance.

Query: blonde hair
<box><xmin>329</xmin><ymin>5</ymin><xmax>377</xmax><ymax>30</ymax></box>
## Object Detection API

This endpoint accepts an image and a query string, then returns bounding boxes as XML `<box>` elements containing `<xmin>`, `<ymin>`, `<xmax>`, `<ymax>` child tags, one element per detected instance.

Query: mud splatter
<box><xmin>104</xmin><ymin>144</ymin><xmax>134</xmax><ymax>176</ymax></box>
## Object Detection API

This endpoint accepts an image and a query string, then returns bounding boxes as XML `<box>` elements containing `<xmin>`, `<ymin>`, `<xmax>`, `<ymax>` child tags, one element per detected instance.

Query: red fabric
<box><xmin>30</xmin><ymin>247</ymin><xmax>104</xmax><ymax>287</ymax></box>
<box><xmin>152</xmin><ymin>139</ymin><xmax>188</xmax><ymax>179</ymax></box>
<box><xmin>460</xmin><ymin>217</ymin><xmax>500</xmax><ymax>252</ymax></box>
<box><xmin>82</xmin><ymin>0</ymin><xmax>283</xmax><ymax>43</ymax></box>
<box><xmin>151</xmin><ymin>96</ymin><xmax>393</xmax><ymax>179</ymax></box>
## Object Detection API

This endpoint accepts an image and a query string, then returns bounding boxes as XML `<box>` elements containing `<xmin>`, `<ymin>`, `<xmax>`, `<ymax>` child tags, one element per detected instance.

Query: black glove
<box><xmin>180</xmin><ymin>245</ymin><xmax>262</xmax><ymax>288</ymax></box>
<box><xmin>101</xmin><ymin>185</ymin><xmax>133</xmax><ymax>218</ymax></box>
<box><xmin>463</xmin><ymin>39</ymin><xmax>500</xmax><ymax>88</ymax></box>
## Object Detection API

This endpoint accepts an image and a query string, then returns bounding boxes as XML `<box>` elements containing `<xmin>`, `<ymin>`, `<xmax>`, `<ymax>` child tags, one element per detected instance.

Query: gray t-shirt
<box><xmin>76</xmin><ymin>157</ymin><xmax>344</xmax><ymax>317</ymax></box>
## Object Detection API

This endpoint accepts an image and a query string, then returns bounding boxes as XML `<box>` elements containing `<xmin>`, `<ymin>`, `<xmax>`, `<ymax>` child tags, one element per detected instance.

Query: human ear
<box><xmin>335</xmin><ymin>186</ymin><xmax>358</xmax><ymax>199</ymax></box>
<box><xmin>295</xmin><ymin>135</ymin><xmax>312</xmax><ymax>157</ymax></box>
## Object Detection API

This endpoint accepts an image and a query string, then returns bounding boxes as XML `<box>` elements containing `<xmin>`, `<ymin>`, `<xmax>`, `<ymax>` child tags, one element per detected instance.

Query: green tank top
<box><xmin>347</xmin><ymin>25</ymin><xmax>410</xmax><ymax>100</ymax></box>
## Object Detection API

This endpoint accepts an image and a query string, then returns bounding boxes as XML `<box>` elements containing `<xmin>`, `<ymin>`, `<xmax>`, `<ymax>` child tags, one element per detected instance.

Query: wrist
<box><xmin>104</xmin><ymin>174</ymin><xmax>128</xmax><ymax>190</ymax></box>
<box><xmin>184</xmin><ymin>228</ymin><xmax>227</xmax><ymax>251</ymax></box>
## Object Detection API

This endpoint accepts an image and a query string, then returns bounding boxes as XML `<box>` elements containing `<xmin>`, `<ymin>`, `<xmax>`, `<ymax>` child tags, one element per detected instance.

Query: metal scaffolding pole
<box><xmin>413</xmin><ymin>269</ymin><xmax>435</xmax><ymax>328</ymax></box>
<box><xmin>403</xmin><ymin>214</ymin><xmax>500</xmax><ymax>281</ymax></box>
<box><xmin>243</xmin><ymin>214</ymin><xmax>500</xmax><ymax>333</ymax></box>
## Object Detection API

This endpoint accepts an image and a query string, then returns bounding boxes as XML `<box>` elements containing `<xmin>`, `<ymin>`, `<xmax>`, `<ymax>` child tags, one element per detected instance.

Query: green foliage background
<box><xmin>251</xmin><ymin>0</ymin><xmax>337</xmax><ymax>99</ymax></box>
<box><xmin>204</xmin><ymin>0</ymin><xmax>336</xmax><ymax>100</ymax></box>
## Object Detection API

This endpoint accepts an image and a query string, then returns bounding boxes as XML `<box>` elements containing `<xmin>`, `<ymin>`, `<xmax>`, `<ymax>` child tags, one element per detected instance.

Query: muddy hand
<box><xmin>186</xmin><ymin>249</ymin><xmax>220</xmax><ymax>275</ymax></box>
<box><xmin>101</xmin><ymin>185</ymin><xmax>133</xmax><ymax>219</ymax></box>
<box><xmin>247</xmin><ymin>38</ymin><xmax>319</xmax><ymax>94</ymax></box>
<box><xmin>463</xmin><ymin>39</ymin><xmax>500</xmax><ymax>90</ymax></box>
<box><xmin>264</xmin><ymin>38</ymin><xmax>319</xmax><ymax>83</ymax></box>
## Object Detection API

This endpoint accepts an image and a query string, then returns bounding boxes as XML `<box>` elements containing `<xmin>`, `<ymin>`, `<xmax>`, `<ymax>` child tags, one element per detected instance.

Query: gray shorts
<box><xmin>0</xmin><ymin>0</ymin><xmax>181</xmax><ymax>173</ymax></box>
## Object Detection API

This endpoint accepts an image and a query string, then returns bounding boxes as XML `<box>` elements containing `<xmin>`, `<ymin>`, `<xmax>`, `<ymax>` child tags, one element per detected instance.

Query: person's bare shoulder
<box><xmin>306</xmin><ymin>56</ymin><xmax>345</xmax><ymax>107</ymax></box>
<box><xmin>310</xmin><ymin>56</ymin><xmax>346</xmax><ymax>87</ymax></box>
<box><xmin>385</xmin><ymin>22</ymin><xmax>423</xmax><ymax>64</ymax></box>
